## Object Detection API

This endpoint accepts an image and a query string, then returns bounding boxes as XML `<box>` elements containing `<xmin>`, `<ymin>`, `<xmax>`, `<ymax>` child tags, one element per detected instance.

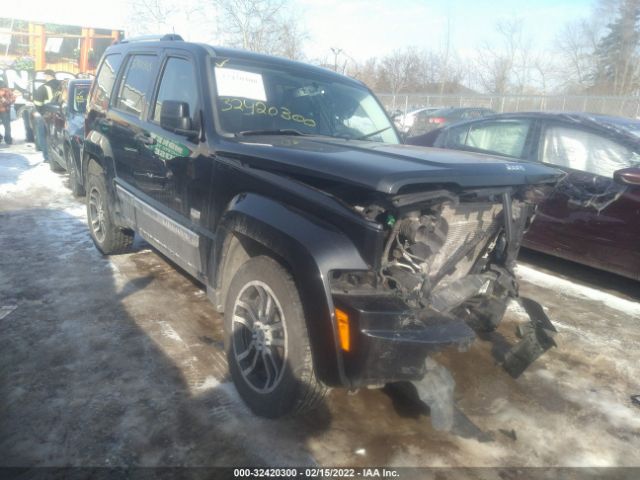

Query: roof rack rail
<box><xmin>118</xmin><ymin>34</ymin><xmax>184</xmax><ymax>44</ymax></box>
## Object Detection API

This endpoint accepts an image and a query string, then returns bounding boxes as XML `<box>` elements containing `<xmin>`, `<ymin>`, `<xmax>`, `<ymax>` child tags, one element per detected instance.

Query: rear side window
<box><xmin>152</xmin><ymin>57</ymin><xmax>199</xmax><ymax>124</ymax></box>
<box><xmin>444</xmin><ymin>120</ymin><xmax>531</xmax><ymax>158</ymax></box>
<box><xmin>90</xmin><ymin>53</ymin><xmax>122</xmax><ymax>111</ymax></box>
<box><xmin>114</xmin><ymin>54</ymin><xmax>158</xmax><ymax>117</ymax></box>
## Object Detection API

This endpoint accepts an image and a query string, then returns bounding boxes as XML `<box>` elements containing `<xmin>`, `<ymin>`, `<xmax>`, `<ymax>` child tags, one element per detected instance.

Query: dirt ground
<box><xmin>1</xmin><ymin>128</ymin><xmax>639</xmax><ymax>468</ymax></box>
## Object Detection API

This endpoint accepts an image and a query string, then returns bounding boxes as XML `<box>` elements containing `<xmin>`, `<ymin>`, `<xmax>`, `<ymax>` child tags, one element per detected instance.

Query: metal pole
<box><xmin>4</xmin><ymin>18</ymin><xmax>14</xmax><ymax>59</ymax></box>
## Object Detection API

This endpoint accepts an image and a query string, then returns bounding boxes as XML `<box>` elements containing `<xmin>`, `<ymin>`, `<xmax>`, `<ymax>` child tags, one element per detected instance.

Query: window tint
<box><xmin>115</xmin><ymin>55</ymin><xmax>158</xmax><ymax>116</ymax></box>
<box><xmin>445</xmin><ymin>120</ymin><xmax>531</xmax><ymax>158</ymax></box>
<box><xmin>91</xmin><ymin>53</ymin><xmax>122</xmax><ymax>111</ymax></box>
<box><xmin>153</xmin><ymin>57</ymin><xmax>199</xmax><ymax>124</ymax></box>
<box><xmin>542</xmin><ymin>126</ymin><xmax>640</xmax><ymax>177</ymax></box>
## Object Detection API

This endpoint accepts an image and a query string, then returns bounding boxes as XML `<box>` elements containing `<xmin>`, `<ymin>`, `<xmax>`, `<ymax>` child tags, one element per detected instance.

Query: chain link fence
<box><xmin>376</xmin><ymin>93</ymin><xmax>640</xmax><ymax>119</ymax></box>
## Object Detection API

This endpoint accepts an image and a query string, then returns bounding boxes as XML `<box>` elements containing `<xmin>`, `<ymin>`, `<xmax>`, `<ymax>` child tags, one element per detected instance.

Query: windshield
<box><xmin>212</xmin><ymin>58</ymin><xmax>399</xmax><ymax>143</ymax></box>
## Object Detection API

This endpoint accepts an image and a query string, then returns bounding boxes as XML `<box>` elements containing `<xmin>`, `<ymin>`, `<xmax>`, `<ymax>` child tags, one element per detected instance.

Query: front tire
<box><xmin>86</xmin><ymin>161</ymin><xmax>133</xmax><ymax>254</ymax></box>
<box><xmin>224</xmin><ymin>256</ymin><xmax>326</xmax><ymax>418</ymax></box>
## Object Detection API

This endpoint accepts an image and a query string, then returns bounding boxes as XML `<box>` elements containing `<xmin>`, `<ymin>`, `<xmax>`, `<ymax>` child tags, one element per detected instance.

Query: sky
<box><xmin>5</xmin><ymin>0</ymin><xmax>594</xmax><ymax>62</ymax></box>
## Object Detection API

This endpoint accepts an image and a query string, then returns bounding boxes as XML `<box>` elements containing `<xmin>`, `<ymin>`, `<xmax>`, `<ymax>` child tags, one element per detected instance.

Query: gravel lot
<box><xmin>1</xmin><ymin>127</ymin><xmax>639</xmax><ymax>469</ymax></box>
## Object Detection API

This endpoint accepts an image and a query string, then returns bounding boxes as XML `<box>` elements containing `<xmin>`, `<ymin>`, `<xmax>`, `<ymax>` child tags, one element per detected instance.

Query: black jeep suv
<box><xmin>84</xmin><ymin>35</ymin><xmax>563</xmax><ymax>424</ymax></box>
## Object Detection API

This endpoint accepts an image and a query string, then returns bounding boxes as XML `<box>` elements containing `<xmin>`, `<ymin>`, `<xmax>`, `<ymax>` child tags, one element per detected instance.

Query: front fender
<box><xmin>213</xmin><ymin>193</ymin><xmax>370</xmax><ymax>387</ymax></box>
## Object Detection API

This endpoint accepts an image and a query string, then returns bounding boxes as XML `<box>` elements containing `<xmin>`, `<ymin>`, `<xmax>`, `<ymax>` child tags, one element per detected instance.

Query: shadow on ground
<box><xmin>0</xmin><ymin>209</ymin><xmax>331</xmax><ymax>467</ymax></box>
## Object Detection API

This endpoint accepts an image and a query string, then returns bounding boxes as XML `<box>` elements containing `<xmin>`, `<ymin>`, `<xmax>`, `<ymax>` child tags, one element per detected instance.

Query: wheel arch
<box><xmin>210</xmin><ymin>193</ymin><xmax>370</xmax><ymax>387</ymax></box>
<box><xmin>82</xmin><ymin>130</ymin><xmax>116</xmax><ymax>188</ymax></box>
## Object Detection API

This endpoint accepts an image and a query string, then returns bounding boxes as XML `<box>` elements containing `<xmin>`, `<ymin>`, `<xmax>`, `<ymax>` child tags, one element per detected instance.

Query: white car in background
<box><xmin>395</xmin><ymin>107</ymin><xmax>442</xmax><ymax>133</ymax></box>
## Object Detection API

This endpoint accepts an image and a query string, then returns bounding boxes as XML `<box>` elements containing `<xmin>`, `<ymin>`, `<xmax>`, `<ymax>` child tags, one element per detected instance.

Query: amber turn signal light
<box><xmin>335</xmin><ymin>308</ymin><xmax>351</xmax><ymax>352</ymax></box>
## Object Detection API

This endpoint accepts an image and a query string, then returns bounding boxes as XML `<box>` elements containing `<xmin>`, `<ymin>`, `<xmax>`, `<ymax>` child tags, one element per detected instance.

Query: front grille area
<box><xmin>429</xmin><ymin>201</ymin><xmax>503</xmax><ymax>283</ymax></box>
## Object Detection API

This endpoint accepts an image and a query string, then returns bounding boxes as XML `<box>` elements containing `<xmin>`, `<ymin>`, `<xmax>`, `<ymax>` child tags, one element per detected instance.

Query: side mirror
<box><xmin>613</xmin><ymin>167</ymin><xmax>640</xmax><ymax>186</ymax></box>
<box><xmin>160</xmin><ymin>100</ymin><xmax>198</xmax><ymax>137</ymax></box>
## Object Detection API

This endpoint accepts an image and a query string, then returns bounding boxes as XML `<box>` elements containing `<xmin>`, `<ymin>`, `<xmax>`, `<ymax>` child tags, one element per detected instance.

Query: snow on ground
<box><xmin>1</xmin><ymin>131</ymin><xmax>639</xmax><ymax>468</ymax></box>
<box><xmin>516</xmin><ymin>264</ymin><xmax>640</xmax><ymax>318</ymax></box>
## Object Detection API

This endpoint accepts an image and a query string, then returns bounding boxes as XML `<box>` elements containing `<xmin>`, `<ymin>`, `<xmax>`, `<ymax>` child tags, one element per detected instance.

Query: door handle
<box><xmin>135</xmin><ymin>133</ymin><xmax>157</xmax><ymax>145</ymax></box>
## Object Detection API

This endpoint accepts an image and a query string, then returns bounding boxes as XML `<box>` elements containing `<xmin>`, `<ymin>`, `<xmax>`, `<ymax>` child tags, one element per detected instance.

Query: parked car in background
<box><xmin>43</xmin><ymin>78</ymin><xmax>92</xmax><ymax>196</ymax></box>
<box><xmin>395</xmin><ymin>107</ymin><xmax>442</xmax><ymax>133</ymax></box>
<box><xmin>409</xmin><ymin>107</ymin><xmax>495</xmax><ymax>136</ymax></box>
<box><xmin>407</xmin><ymin>112</ymin><xmax>640</xmax><ymax>280</ymax></box>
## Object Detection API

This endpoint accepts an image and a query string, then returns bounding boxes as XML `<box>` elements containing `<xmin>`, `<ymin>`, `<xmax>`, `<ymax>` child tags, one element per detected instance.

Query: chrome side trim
<box><xmin>116</xmin><ymin>185</ymin><xmax>199</xmax><ymax>248</ymax></box>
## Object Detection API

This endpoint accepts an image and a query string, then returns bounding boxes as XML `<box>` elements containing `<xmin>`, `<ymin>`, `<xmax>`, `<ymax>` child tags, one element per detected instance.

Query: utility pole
<box><xmin>330</xmin><ymin>47</ymin><xmax>343</xmax><ymax>72</ymax></box>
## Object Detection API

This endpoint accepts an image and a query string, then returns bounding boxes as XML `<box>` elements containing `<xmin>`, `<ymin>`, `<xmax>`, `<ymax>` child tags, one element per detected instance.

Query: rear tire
<box><xmin>66</xmin><ymin>146</ymin><xmax>85</xmax><ymax>197</ymax></box>
<box><xmin>86</xmin><ymin>161</ymin><xmax>133</xmax><ymax>254</ymax></box>
<box><xmin>224</xmin><ymin>256</ymin><xmax>326</xmax><ymax>418</ymax></box>
<box><xmin>48</xmin><ymin>143</ymin><xmax>64</xmax><ymax>172</ymax></box>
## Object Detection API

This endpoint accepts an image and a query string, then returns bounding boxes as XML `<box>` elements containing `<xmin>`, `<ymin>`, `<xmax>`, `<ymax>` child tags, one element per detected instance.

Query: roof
<box><xmin>104</xmin><ymin>39</ymin><xmax>363</xmax><ymax>88</ymax></box>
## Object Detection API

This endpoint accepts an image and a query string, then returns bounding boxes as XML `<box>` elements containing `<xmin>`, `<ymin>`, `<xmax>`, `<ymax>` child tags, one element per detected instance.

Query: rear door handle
<box><xmin>135</xmin><ymin>132</ymin><xmax>156</xmax><ymax>145</ymax></box>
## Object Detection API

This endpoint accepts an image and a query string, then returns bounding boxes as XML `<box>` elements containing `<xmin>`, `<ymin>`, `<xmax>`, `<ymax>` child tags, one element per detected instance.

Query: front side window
<box><xmin>542</xmin><ymin>126</ymin><xmax>640</xmax><ymax>177</ymax></box>
<box><xmin>114</xmin><ymin>55</ymin><xmax>158</xmax><ymax>117</ymax></box>
<box><xmin>213</xmin><ymin>59</ymin><xmax>399</xmax><ymax>143</ymax></box>
<box><xmin>90</xmin><ymin>53</ymin><xmax>122</xmax><ymax>111</ymax></box>
<box><xmin>444</xmin><ymin>120</ymin><xmax>531</xmax><ymax>159</ymax></box>
<box><xmin>153</xmin><ymin>57</ymin><xmax>199</xmax><ymax>124</ymax></box>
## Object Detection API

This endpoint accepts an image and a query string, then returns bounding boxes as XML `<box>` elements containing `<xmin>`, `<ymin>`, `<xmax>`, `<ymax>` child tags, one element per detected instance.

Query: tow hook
<box><xmin>501</xmin><ymin>297</ymin><xmax>557</xmax><ymax>378</ymax></box>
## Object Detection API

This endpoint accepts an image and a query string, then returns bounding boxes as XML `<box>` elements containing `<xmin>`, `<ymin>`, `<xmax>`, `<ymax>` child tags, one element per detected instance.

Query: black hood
<box><xmin>218</xmin><ymin>136</ymin><xmax>564</xmax><ymax>194</ymax></box>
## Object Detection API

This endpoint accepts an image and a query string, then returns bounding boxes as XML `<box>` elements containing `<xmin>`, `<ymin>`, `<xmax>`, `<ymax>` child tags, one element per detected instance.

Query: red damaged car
<box><xmin>408</xmin><ymin>112</ymin><xmax>640</xmax><ymax>281</ymax></box>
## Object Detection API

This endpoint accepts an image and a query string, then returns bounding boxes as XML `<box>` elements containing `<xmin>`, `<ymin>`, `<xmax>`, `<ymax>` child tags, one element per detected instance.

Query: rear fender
<box><xmin>82</xmin><ymin>130</ymin><xmax>116</xmax><ymax>190</ymax></box>
<box><xmin>212</xmin><ymin>193</ymin><xmax>369</xmax><ymax>387</ymax></box>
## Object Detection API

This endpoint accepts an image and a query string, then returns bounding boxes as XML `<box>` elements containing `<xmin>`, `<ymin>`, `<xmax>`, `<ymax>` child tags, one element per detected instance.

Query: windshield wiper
<box><xmin>356</xmin><ymin>126</ymin><xmax>392</xmax><ymax>140</ymax></box>
<box><xmin>235</xmin><ymin>129</ymin><xmax>308</xmax><ymax>137</ymax></box>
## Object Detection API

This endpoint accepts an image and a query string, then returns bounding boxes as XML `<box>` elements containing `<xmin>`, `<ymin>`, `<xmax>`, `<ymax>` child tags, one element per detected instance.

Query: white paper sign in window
<box><xmin>215</xmin><ymin>67</ymin><xmax>266</xmax><ymax>101</ymax></box>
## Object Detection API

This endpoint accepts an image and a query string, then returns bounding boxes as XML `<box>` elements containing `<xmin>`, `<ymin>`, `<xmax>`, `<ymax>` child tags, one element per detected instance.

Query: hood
<box><xmin>219</xmin><ymin>136</ymin><xmax>563</xmax><ymax>194</ymax></box>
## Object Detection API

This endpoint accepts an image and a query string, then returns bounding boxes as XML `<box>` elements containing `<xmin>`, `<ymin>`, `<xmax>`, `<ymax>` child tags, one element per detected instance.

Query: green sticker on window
<box><xmin>149</xmin><ymin>133</ymin><xmax>191</xmax><ymax>160</ymax></box>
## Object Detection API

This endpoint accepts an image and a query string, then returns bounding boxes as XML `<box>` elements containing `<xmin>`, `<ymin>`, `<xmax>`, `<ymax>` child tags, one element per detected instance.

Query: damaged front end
<box><xmin>332</xmin><ymin>184</ymin><xmax>557</xmax><ymax>407</ymax></box>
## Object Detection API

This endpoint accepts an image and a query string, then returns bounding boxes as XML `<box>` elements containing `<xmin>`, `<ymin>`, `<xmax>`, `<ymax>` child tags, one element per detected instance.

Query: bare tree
<box><xmin>379</xmin><ymin>48</ymin><xmax>421</xmax><ymax>95</ymax></box>
<box><xmin>129</xmin><ymin>0</ymin><xmax>201</xmax><ymax>35</ymax></box>
<box><xmin>211</xmin><ymin>0</ymin><xmax>306</xmax><ymax>59</ymax></box>
<box><xmin>554</xmin><ymin>20</ymin><xmax>601</xmax><ymax>92</ymax></box>
<box><xmin>474</xmin><ymin>19</ymin><xmax>541</xmax><ymax>94</ymax></box>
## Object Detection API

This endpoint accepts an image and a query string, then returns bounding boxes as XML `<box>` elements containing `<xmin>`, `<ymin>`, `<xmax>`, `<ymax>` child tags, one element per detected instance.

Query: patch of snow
<box><xmin>158</xmin><ymin>321</ymin><xmax>184</xmax><ymax>343</ymax></box>
<box><xmin>516</xmin><ymin>264</ymin><xmax>640</xmax><ymax>317</ymax></box>
<box><xmin>195</xmin><ymin>376</ymin><xmax>221</xmax><ymax>392</ymax></box>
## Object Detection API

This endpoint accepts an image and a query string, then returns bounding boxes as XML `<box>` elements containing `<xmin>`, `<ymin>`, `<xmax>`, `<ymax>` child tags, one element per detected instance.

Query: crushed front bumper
<box><xmin>333</xmin><ymin>292</ymin><xmax>557</xmax><ymax>388</ymax></box>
